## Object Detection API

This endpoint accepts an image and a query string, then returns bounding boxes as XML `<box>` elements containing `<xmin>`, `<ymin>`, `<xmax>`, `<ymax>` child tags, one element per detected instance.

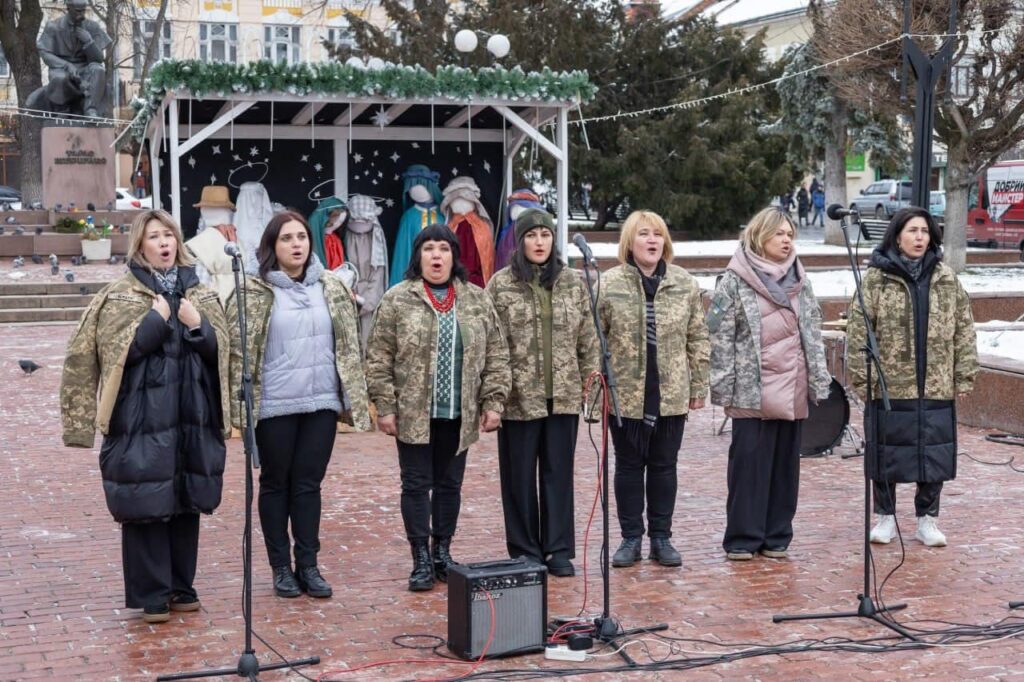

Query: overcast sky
<box><xmin>661</xmin><ymin>0</ymin><xmax>812</xmax><ymax>24</ymax></box>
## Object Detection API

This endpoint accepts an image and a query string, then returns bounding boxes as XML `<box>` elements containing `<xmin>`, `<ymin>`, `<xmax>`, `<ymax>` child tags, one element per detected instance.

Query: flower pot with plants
<box><xmin>80</xmin><ymin>216</ymin><xmax>112</xmax><ymax>261</ymax></box>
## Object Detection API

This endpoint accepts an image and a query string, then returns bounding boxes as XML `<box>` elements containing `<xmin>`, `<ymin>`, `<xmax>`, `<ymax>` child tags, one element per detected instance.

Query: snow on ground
<box><xmin>977</xmin><ymin>329</ymin><xmax>1024</xmax><ymax>364</ymax></box>
<box><xmin>567</xmin><ymin>239</ymin><xmax>991</xmax><ymax>261</ymax></box>
<box><xmin>692</xmin><ymin>267</ymin><xmax>1024</xmax><ymax>298</ymax></box>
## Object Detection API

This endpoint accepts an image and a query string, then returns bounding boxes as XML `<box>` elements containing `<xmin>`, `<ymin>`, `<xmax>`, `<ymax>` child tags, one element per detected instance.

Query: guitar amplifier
<box><xmin>447</xmin><ymin>557</ymin><xmax>547</xmax><ymax>660</ymax></box>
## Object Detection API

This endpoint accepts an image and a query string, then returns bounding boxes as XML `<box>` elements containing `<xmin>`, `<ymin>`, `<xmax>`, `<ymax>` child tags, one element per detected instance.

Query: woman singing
<box><xmin>229</xmin><ymin>211</ymin><xmax>370</xmax><ymax>599</ymax></box>
<box><xmin>598</xmin><ymin>210</ymin><xmax>710</xmax><ymax>568</ymax></box>
<box><xmin>61</xmin><ymin>210</ymin><xmax>229</xmax><ymax>623</ymax></box>
<box><xmin>486</xmin><ymin>208</ymin><xmax>599</xmax><ymax>577</ymax></box>
<box><xmin>708</xmin><ymin>207</ymin><xmax>831</xmax><ymax>560</ymax></box>
<box><xmin>366</xmin><ymin>224</ymin><xmax>510</xmax><ymax>592</ymax></box>
<box><xmin>848</xmin><ymin>207</ymin><xmax>977</xmax><ymax>547</ymax></box>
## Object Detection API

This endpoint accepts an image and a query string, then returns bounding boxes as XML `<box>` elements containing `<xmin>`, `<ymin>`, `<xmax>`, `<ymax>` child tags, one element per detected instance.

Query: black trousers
<box><xmin>255</xmin><ymin>409</ymin><xmax>337</xmax><ymax>569</ymax></box>
<box><xmin>610</xmin><ymin>415</ymin><xmax>686</xmax><ymax>539</ymax></box>
<box><xmin>497</xmin><ymin>406</ymin><xmax>579</xmax><ymax>562</ymax></box>
<box><xmin>723</xmin><ymin>418</ymin><xmax>802</xmax><ymax>554</ymax></box>
<box><xmin>873</xmin><ymin>481</ymin><xmax>943</xmax><ymax>517</ymax></box>
<box><xmin>396</xmin><ymin>418</ymin><xmax>467</xmax><ymax>541</ymax></box>
<box><xmin>121</xmin><ymin>513</ymin><xmax>200</xmax><ymax>609</ymax></box>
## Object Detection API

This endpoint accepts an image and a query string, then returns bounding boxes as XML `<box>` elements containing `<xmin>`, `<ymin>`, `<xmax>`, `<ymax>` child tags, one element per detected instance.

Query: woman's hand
<box><xmin>378</xmin><ymin>414</ymin><xmax>398</xmax><ymax>437</ymax></box>
<box><xmin>689</xmin><ymin>397</ymin><xmax>706</xmax><ymax>410</ymax></box>
<box><xmin>152</xmin><ymin>295</ymin><xmax>171</xmax><ymax>321</ymax></box>
<box><xmin>479</xmin><ymin>410</ymin><xmax>501</xmax><ymax>433</ymax></box>
<box><xmin>178</xmin><ymin>299</ymin><xmax>202</xmax><ymax>330</ymax></box>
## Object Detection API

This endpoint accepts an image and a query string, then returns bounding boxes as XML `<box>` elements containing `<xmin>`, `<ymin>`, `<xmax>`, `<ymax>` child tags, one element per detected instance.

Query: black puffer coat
<box><xmin>99</xmin><ymin>263</ymin><xmax>226</xmax><ymax>523</ymax></box>
<box><xmin>863</xmin><ymin>247</ymin><xmax>957</xmax><ymax>484</ymax></box>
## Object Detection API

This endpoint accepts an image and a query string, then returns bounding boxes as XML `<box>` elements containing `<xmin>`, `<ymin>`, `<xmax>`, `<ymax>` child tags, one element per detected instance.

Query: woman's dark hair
<box><xmin>403</xmin><ymin>223</ymin><xmax>468</xmax><ymax>282</ymax></box>
<box><xmin>258</xmin><ymin>211</ymin><xmax>314</xmax><ymax>280</ymax></box>
<box><xmin>880</xmin><ymin>207</ymin><xmax>943</xmax><ymax>254</ymax></box>
<box><xmin>510</xmin><ymin>227</ymin><xmax>564</xmax><ymax>289</ymax></box>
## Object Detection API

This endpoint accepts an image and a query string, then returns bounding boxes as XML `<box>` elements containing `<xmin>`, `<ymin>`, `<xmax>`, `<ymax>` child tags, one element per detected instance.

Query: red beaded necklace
<box><xmin>424</xmin><ymin>281</ymin><xmax>456</xmax><ymax>313</ymax></box>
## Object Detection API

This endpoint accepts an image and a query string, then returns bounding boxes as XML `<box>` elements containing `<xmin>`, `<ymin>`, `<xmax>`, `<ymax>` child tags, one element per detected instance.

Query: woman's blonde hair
<box><xmin>617</xmin><ymin>210</ymin><xmax>675</xmax><ymax>264</ymax></box>
<box><xmin>127</xmin><ymin>209</ymin><xmax>195</xmax><ymax>269</ymax></box>
<box><xmin>741</xmin><ymin>207</ymin><xmax>797</xmax><ymax>258</ymax></box>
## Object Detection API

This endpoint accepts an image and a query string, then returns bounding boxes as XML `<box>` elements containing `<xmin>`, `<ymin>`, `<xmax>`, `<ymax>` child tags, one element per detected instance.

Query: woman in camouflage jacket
<box><xmin>486</xmin><ymin>208</ymin><xmax>600</xmax><ymax>578</ymax></box>
<box><xmin>228</xmin><ymin>211</ymin><xmax>370</xmax><ymax>600</ymax></box>
<box><xmin>708</xmin><ymin>208</ymin><xmax>831</xmax><ymax>561</ymax></box>
<box><xmin>597</xmin><ymin>211</ymin><xmax>710</xmax><ymax>569</ymax></box>
<box><xmin>60</xmin><ymin>210</ymin><xmax>230</xmax><ymax>624</ymax></box>
<box><xmin>366</xmin><ymin>224</ymin><xmax>510</xmax><ymax>592</ymax></box>
<box><xmin>849</xmin><ymin>207</ymin><xmax>977</xmax><ymax>548</ymax></box>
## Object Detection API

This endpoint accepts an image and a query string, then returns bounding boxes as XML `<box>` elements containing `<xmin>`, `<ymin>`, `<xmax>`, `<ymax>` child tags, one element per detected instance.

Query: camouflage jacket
<box><xmin>597</xmin><ymin>263</ymin><xmax>710</xmax><ymax>419</ymax></box>
<box><xmin>847</xmin><ymin>260</ymin><xmax>977</xmax><ymax>401</ymax></box>
<box><xmin>60</xmin><ymin>272</ymin><xmax>231</xmax><ymax>447</ymax></box>
<box><xmin>707</xmin><ymin>265</ymin><xmax>832</xmax><ymax>410</ymax></box>
<box><xmin>365</xmin><ymin>278</ymin><xmax>511</xmax><ymax>451</ymax></box>
<box><xmin>486</xmin><ymin>266</ymin><xmax>600</xmax><ymax>420</ymax></box>
<box><xmin>227</xmin><ymin>273</ymin><xmax>371</xmax><ymax>431</ymax></box>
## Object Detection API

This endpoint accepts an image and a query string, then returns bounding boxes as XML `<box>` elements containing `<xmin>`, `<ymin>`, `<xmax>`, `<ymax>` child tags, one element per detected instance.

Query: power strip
<box><xmin>544</xmin><ymin>645</ymin><xmax>586</xmax><ymax>662</ymax></box>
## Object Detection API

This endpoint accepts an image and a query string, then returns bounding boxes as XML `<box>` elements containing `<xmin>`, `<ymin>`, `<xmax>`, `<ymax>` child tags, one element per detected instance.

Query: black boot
<box><xmin>272</xmin><ymin>566</ymin><xmax>301</xmax><ymax>598</ymax></box>
<box><xmin>432</xmin><ymin>536</ymin><xmax>458</xmax><ymax>583</ymax></box>
<box><xmin>611</xmin><ymin>537</ymin><xmax>642</xmax><ymax>568</ymax></box>
<box><xmin>408</xmin><ymin>540</ymin><xmax>434</xmax><ymax>592</ymax></box>
<box><xmin>649</xmin><ymin>537</ymin><xmax>682</xmax><ymax>567</ymax></box>
<box><xmin>296</xmin><ymin>566</ymin><xmax>333</xmax><ymax>598</ymax></box>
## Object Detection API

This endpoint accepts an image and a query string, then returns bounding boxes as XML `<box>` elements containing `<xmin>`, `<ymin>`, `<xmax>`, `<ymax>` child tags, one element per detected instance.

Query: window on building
<box><xmin>0</xmin><ymin>46</ymin><xmax>8</xmax><ymax>77</ymax></box>
<box><xmin>264</xmin><ymin>25</ymin><xmax>301</xmax><ymax>64</ymax></box>
<box><xmin>950</xmin><ymin>64</ymin><xmax>974</xmax><ymax>99</ymax></box>
<box><xmin>327</xmin><ymin>26</ymin><xmax>356</xmax><ymax>52</ymax></box>
<box><xmin>388</xmin><ymin>28</ymin><xmax>402</xmax><ymax>46</ymax></box>
<box><xmin>133</xmin><ymin>20</ymin><xmax>172</xmax><ymax>78</ymax></box>
<box><xmin>200</xmin><ymin>22</ymin><xmax>238</xmax><ymax>63</ymax></box>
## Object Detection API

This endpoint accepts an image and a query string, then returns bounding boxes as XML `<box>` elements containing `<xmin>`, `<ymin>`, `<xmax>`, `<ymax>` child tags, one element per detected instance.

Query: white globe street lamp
<box><xmin>454</xmin><ymin>29</ymin><xmax>478</xmax><ymax>54</ymax></box>
<box><xmin>486</xmin><ymin>34</ymin><xmax>510</xmax><ymax>59</ymax></box>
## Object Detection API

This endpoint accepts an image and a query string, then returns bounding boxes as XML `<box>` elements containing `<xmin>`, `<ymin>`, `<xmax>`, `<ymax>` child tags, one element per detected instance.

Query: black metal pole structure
<box><xmin>158</xmin><ymin>253</ymin><xmax>319</xmax><ymax>681</ymax></box>
<box><xmin>578</xmin><ymin>250</ymin><xmax>668</xmax><ymax>666</ymax></box>
<box><xmin>904</xmin><ymin>0</ymin><xmax>958</xmax><ymax>209</ymax></box>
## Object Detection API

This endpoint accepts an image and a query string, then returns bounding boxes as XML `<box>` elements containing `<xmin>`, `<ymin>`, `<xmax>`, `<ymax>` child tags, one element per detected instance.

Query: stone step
<box><xmin>0</xmin><ymin>293</ymin><xmax>93</xmax><ymax>310</ymax></box>
<box><xmin>0</xmin><ymin>281</ymin><xmax>107</xmax><ymax>296</ymax></box>
<box><xmin>0</xmin><ymin>306</ymin><xmax>86</xmax><ymax>323</ymax></box>
<box><xmin>0</xmin><ymin>233</ymin><xmax>129</xmax><ymax>257</ymax></box>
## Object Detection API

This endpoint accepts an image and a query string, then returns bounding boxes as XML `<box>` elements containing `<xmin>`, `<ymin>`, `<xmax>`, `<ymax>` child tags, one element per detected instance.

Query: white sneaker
<box><xmin>915</xmin><ymin>516</ymin><xmax>947</xmax><ymax>547</ymax></box>
<box><xmin>869</xmin><ymin>515</ymin><xmax>897</xmax><ymax>544</ymax></box>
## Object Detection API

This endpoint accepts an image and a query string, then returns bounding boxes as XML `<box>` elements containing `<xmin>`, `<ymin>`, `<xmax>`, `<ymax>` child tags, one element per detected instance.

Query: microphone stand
<box><xmin>578</xmin><ymin>253</ymin><xmax>668</xmax><ymax>666</ymax></box>
<box><xmin>158</xmin><ymin>255</ymin><xmax>319</xmax><ymax>680</ymax></box>
<box><xmin>772</xmin><ymin>212</ymin><xmax>918</xmax><ymax>641</ymax></box>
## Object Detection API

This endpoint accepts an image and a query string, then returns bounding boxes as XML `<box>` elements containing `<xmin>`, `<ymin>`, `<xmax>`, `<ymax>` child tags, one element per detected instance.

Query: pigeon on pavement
<box><xmin>18</xmin><ymin>360</ymin><xmax>42</xmax><ymax>374</ymax></box>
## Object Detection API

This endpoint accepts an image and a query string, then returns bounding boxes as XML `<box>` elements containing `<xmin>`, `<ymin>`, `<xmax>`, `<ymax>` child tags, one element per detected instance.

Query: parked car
<box><xmin>929</xmin><ymin>190</ymin><xmax>946</xmax><ymax>220</ymax></box>
<box><xmin>115</xmin><ymin>188</ymin><xmax>152</xmax><ymax>210</ymax></box>
<box><xmin>0</xmin><ymin>184</ymin><xmax>22</xmax><ymax>211</ymax></box>
<box><xmin>850</xmin><ymin>179</ymin><xmax>912</xmax><ymax>220</ymax></box>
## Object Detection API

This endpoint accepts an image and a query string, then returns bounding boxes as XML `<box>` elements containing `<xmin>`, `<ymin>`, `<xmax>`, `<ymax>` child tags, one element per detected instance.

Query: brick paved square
<box><xmin>2</xmin><ymin>324</ymin><xmax>1023</xmax><ymax>680</ymax></box>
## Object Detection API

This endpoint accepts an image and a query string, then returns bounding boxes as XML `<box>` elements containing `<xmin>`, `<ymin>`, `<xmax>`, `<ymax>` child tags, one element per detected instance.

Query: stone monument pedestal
<box><xmin>42</xmin><ymin>126</ymin><xmax>116</xmax><ymax>210</ymax></box>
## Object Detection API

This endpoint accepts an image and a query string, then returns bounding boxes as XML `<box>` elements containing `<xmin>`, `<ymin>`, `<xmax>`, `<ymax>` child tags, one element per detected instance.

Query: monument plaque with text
<box><xmin>42</xmin><ymin>127</ymin><xmax>116</xmax><ymax>210</ymax></box>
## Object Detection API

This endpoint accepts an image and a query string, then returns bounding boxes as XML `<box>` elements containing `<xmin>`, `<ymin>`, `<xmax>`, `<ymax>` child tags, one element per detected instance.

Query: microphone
<box><xmin>826</xmin><ymin>204</ymin><xmax>871</xmax><ymax>240</ymax></box>
<box><xmin>223</xmin><ymin>241</ymin><xmax>243</xmax><ymax>259</ymax></box>
<box><xmin>572</xmin><ymin>233</ymin><xmax>598</xmax><ymax>267</ymax></box>
<box><xmin>826</xmin><ymin>203</ymin><xmax>858</xmax><ymax>221</ymax></box>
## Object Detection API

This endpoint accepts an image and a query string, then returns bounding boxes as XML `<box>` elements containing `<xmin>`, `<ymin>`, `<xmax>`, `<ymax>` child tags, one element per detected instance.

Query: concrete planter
<box><xmin>81</xmin><ymin>238</ymin><xmax>111</xmax><ymax>261</ymax></box>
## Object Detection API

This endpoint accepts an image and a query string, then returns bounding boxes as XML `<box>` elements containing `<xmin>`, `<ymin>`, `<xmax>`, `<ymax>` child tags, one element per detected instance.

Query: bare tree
<box><xmin>0</xmin><ymin>0</ymin><xmax>44</xmax><ymax>200</ymax></box>
<box><xmin>813</xmin><ymin>0</ymin><xmax>1024</xmax><ymax>271</ymax></box>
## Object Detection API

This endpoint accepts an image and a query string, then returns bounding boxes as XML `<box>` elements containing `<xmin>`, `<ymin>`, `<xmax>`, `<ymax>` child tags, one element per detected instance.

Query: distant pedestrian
<box><xmin>134</xmin><ymin>170</ymin><xmax>147</xmax><ymax>199</ymax></box>
<box><xmin>796</xmin><ymin>184</ymin><xmax>810</xmax><ymax>227</ymax></box>
<box><xmin>811</xmin><ymin>186</ymin><xmax>825</xmax><ymax>227</ymax></box>
<box><xmin>810</xmin><ymin>177</ymin><xmax>821</xmax><ymax>196</ymax></box>
<box><xmin>779</xmin><ymin>192</ymin><xmax>794</xmax><ymax>216</ymax></box>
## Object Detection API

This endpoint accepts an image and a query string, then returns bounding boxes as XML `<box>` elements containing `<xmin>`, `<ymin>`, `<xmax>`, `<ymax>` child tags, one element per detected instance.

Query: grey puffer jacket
<box><xmin>259</xmin><ymin>256</ymin><xmax>342</xmax><ymax>419</ymax></box>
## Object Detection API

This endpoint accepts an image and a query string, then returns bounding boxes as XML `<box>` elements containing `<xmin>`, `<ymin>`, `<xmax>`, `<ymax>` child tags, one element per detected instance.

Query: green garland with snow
<box><xmin>131</xmin><ymin>59</ymin><xmax>595</xmax><ymax>140</ymax></box>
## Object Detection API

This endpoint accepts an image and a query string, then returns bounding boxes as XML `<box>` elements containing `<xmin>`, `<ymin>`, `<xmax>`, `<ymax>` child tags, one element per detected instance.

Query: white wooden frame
<box><xmin>150</xmin><ymin>90</ymin><xmax>576</xmax><ymax>255</ymax></box>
